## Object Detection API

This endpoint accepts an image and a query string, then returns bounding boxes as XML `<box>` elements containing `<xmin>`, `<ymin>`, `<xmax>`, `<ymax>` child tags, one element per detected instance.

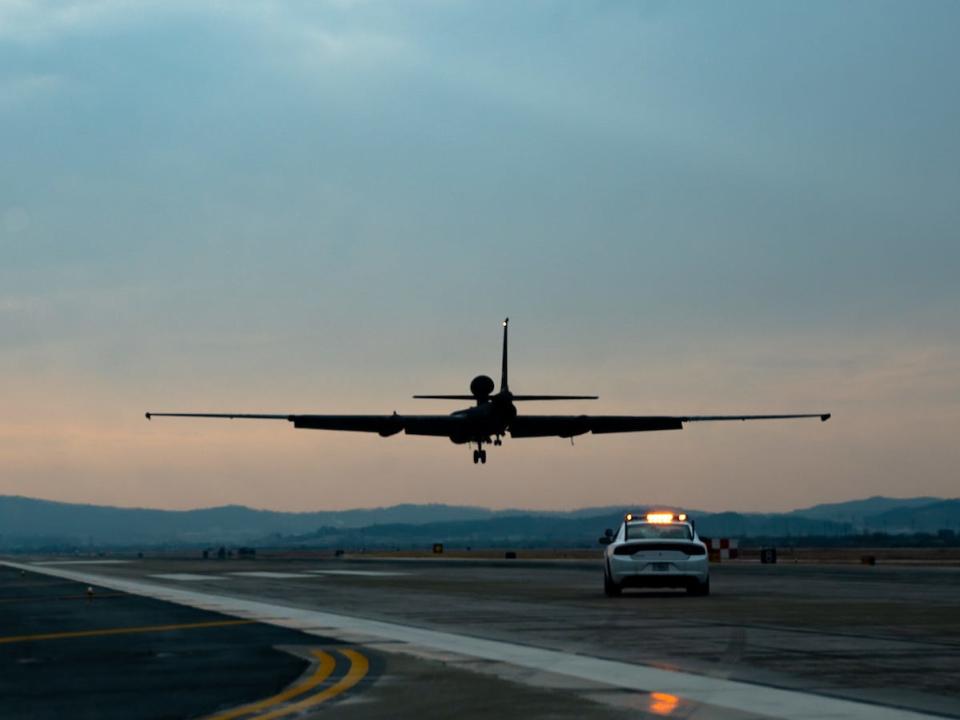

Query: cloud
<box><xmin>0</xmin><ymin>0</ymin><xmax>414</xmax><ymax>64</ymax></box>
<box><xmin>0</xmin><ymin>0</ymin><xmax>137</xmax><ymax>43</ymax></box>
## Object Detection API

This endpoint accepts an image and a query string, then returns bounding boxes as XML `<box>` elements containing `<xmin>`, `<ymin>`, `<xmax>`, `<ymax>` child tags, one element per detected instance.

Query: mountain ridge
<box><xmin>1</xmin><ymin>494</ymin><xmax>956</xmax><ymax>549</ymax></box>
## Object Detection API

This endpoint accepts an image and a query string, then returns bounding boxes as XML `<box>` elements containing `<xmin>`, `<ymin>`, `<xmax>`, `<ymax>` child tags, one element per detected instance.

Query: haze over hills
<box><xmin>0</xmin><ymin>495</ymin><xmax>957</xmax><ymax>550</ymax></box>
<box><xmin>787</xmin><ymin>497</ymin><xmax>942</xmax><ymax>522</ymax></box>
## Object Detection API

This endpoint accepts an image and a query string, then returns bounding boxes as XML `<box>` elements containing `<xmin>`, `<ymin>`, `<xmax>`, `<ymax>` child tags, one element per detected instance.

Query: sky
<box><xmin>1</xmin><ymin>0</ymin><xmax>958</xmax><ymax>513</ymax></box>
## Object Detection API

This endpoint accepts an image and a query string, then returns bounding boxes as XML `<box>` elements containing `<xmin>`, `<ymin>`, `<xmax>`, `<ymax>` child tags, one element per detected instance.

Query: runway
<box><xmin>2</xmin><ymin>556</ymin><xmax>958</xmax><ymax>719</ymax></box>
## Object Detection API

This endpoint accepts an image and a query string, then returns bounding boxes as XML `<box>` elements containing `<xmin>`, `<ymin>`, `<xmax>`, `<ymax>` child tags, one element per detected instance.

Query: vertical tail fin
<box><xmin>500</xmin><ymin>317</ymin><xmax>509</xmax><ymax>392</ymax></box>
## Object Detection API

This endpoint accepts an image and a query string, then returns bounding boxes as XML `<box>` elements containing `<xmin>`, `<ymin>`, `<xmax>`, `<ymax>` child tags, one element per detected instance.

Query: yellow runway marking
<box><xmin>250</xmin><ymin>649</ymin><xmax>369</xmax><ymax>720</ymax></box>
<box><xmin>0</xmin><ymin>619</ymin><xmax>254</xmax><ymax>645</ymax></box>
<box><xmin>203</xmin><ymin>650</ymin><xmax>336</xmax><ymax>720</ymax></box>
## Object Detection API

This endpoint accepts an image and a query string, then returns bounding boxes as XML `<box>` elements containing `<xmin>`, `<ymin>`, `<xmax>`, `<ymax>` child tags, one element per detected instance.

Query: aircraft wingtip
<box><xmin>145</xmin><ymin>412</ymin><xmax>152</xmax><ymax>421</ymax></box>
<box><xmin>821</xmin><ymin>413</ymin><xmax>831</xmax><ymax>422</ymax></box>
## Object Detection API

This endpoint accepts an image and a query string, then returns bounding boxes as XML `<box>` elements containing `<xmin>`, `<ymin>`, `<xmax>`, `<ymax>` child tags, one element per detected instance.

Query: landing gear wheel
<box><xmin>603</xmin><ymin>570</ymin><xmax>621</xmax><ymax>597</ymax></box>
<box><xmin>479</xmin><ymin>450</ymin><xmax>487</xmax><ymax>464</ymax></box>
<box><xmin>473</xmin><ymin>450</ymin><xmax>480</xmax><ymax>464</ymax></box>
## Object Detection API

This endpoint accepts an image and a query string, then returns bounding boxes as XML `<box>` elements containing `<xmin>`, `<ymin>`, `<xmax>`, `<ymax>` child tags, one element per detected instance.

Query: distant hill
<box><xmin>0</xmin><ymin>496</ymin><xmax>514</xmax><ymax>547</ymax></box>
<box><xmin>788</xmin><ymin>496</ymin><xmax>941</xmax><ymax>524</ymax></box>
<box><xmin>270</xmin><ymin>511</ymin><xmax>854</xmax><ymax>550</ymax></box>
<box><xmin>866</xmin><ymin>499</ymin><xmax>960</xmax><ymax>533</ymax></box>
<box><xmin>693</xmin><ymin>512</ymin><xmax>851</xmax><ymax>538</ymax></box>
<box><xmin>288</xmin><ymin>513</ymin><xmax>628</xmax><ymax>549</ymax></box>
<box><xmin>0</xmin><ymin>494</ymin><xmax>955</xmax><ymax>550</ymax></box>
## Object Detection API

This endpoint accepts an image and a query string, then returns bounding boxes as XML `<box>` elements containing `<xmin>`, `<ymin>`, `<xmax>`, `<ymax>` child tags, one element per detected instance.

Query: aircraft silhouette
<box><xmin>146</xmin><ymin>318</ymin><xmax>830</xmax><ymax>464</ymax></box>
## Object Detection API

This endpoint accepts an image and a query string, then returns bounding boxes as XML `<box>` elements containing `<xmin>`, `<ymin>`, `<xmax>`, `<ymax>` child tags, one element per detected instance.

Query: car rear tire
<box><xmin>603</xmin><ymin>570</ymin><xmax>622</xmax><ymax>597</ymax></box>
<box><xmin>687</xmin><ymin>578</ymin><xmax>710</xmax><ymax>596</ymax></box>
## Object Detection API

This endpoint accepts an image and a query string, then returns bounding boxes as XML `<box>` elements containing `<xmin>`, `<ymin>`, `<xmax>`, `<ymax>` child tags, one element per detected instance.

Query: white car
<box><xmin>599</xmin><ymin>512</ymin><xmax>710</xmax><ymax>596</ymax></box>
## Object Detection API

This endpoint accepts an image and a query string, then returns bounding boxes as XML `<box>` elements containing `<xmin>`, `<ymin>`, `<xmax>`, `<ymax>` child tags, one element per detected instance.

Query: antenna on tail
<box><xmin>501</xmin><ymin>318</ymin><xmax>509</xmax><ymax>393</ymax></box>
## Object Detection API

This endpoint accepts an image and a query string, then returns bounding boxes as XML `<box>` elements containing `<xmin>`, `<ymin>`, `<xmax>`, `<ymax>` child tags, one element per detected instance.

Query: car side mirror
<box><xmin>598</xmin><ymin>536</ymin><xmax>612</xmax><ymax>545</ymax></box>
<box><xmin>604</xmin><ymin>528</ymin><xmax>614</xmax><ymax>538</ymax></box>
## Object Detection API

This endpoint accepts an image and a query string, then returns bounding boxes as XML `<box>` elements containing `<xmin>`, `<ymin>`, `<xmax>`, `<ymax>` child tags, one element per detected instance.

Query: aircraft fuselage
<box><xmin>448</xmin><ymin>392</ymin><xmax>517</xmax><ymax>445</ymax></box>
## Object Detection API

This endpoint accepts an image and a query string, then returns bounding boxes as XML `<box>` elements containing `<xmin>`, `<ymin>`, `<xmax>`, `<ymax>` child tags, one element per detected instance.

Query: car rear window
<box><xmin>625</xmin><ymin>522</ymin><xmax>693</xmax><ymax>540</ymax></box>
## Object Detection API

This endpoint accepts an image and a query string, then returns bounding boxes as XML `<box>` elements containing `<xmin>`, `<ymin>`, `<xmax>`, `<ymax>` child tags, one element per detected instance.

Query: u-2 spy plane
<box><xmin>146</xmin><ymin>319</ymin><xmax>830</xmax><ymax>464</ymax></box>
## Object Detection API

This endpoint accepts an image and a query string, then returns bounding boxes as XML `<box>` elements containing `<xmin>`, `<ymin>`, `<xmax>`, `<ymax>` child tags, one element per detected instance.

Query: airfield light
<box><xmin>649</xmin><ymin>692</ymin><xmax>679</xmax><ymax>716</ymax></box>
<box><xmin>646</xmin><ymin>512</ymin><xmax>674</xmax><ymax>524</ymax></box>
<box><xmin>625</xmin><ymin>513</ymin><xmax>634</xmax><ymax>522</ymax></box>
<box><xmin>678</xmin><ymin>513</ymin><xmax>687</xmax><ymax>522</ymax></box>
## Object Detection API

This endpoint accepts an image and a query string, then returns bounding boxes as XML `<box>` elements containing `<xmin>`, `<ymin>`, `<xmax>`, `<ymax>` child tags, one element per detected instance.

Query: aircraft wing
<box><xmin>145</xmin><ymin>412</ymin><xmax>463</xmax><ymax>438</ymax></box>
<box><xmin>508</xmin><ymin>413</ymin><xmax>830</xmax><ymax>438</ymax></box>
<box><xmin>296</xmin><ymin>414</ymin><xmax>466</xmax><ymax>437</ymax></box>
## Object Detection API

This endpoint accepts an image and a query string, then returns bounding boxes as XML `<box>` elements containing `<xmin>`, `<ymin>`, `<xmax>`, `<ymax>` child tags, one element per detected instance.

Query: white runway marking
<box><xmin>307</xmin><ymin>570</ymin><xmax>409</xmax><ymax>577</ymax></box>
<box><xmin>32</xmin><ymin>560</ymin><xmax>130</xmax><ymax>565</ymax></box>
<box><xmin>227</xmin><ymin>571</ymin><xmax>314</xmax><ymax>579</ymax></box>
<box><xmin>149</xmin><ymin>573</ymin><xmax>228</xmax><ymax>581</ymax></box>
<box><xmin>1</xmin><ymin>560</ymin><xmax>938</xmax><ymax>720</ymax></box>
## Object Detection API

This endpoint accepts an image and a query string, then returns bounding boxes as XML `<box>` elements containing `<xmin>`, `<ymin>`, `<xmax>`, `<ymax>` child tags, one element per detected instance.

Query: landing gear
<box><xmin>471</xmin><ymin>437</ymin><xmax>494</xmax><ymax>464</ymax></box>
<box><xmin>493</xmin><ymin>435</ymin><xmax>502</xmax><ymax>446</ymax></box>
